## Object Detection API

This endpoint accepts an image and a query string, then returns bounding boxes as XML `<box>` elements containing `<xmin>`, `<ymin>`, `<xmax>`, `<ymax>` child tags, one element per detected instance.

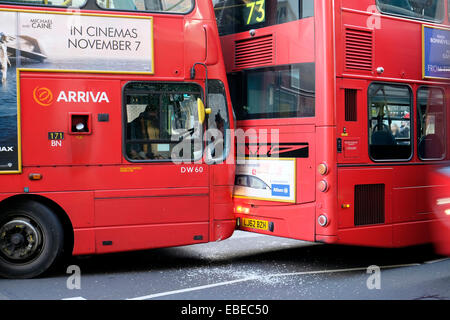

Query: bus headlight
<box><xmin>437</xmin><ymin>198</ymin><xmax>450</xmax><ymax>206</ymax></box>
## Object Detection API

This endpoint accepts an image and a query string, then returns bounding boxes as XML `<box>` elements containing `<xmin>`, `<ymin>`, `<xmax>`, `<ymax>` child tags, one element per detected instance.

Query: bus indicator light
<box><xmin>318</xmin><ymin>163</ymin><xmax>328</xmax><ymax>175</ymax></box>
<box><xmin>236</xmin><ymin>206</ymin><xmax>250</xmax><ymax>214</ymax></box>
<box><xmin>28</xmin><ymin>173</ymin><xmax>42</xmax><ymax>181</ymax></box>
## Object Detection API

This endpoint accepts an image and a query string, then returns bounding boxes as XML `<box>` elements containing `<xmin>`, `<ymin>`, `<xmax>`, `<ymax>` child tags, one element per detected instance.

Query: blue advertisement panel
<box><xmin>423</xmin><ymin>25</ymin><xmax>450</xmax><ymax>80</ymax></box>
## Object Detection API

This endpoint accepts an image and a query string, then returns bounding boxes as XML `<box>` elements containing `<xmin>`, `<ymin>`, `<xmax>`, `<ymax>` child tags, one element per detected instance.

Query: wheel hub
<box><xmin>0</xmin><ymin>219</ymin><xmax>41</xmax><ymax>262</ymax></box>
<box><xmin>10</xmin><ymin>233</ymin><xmax>24</xmax><ymax>246</ymax></box>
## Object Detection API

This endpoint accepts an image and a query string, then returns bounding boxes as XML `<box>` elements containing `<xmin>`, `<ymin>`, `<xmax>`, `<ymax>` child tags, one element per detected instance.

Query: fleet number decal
<box><xmin>181</xmin><ymin>166</ymin><xmax>204</xmax><ymax>174</ymax></box>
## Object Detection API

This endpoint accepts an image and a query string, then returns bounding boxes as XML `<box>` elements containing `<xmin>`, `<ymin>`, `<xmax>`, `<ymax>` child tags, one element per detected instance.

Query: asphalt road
<box><xmin>0</xmin><ymin>231</ymin><xmax>449</xmax><ymax>300</ymax></box>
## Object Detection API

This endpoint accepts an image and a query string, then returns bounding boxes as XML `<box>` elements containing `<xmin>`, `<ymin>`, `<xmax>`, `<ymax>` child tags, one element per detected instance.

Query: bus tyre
<box><xmin>0</xmin><ymin>201</ymin><xmax>64</xmax><ymax>279</ymax></box>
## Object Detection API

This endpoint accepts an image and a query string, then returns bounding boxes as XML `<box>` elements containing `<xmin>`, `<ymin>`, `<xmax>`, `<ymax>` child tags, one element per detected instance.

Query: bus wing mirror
<box><xmin>197</xmin><ymin>98</ymin><xmax>211</xmax><ymax>124</ymax></box>
<box><xmin>203</xmin><ymin>24</ymin><xmax>219</xmax><ymax>66</ymax></box>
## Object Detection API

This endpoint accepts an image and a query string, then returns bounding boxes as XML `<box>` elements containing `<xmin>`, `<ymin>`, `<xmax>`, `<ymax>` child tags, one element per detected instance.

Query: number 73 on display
<box><xmin>246</xmin><ymin>0</ymin><xmax>265</xmax><ymax>25</ymax></box>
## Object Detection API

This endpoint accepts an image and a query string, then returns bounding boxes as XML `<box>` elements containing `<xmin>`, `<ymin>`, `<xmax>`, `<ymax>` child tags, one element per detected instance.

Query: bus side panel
<box><xmin>20</xmin><ymin>77</ymin><xmax>122</xmax><ymax>167</ymax></box>
<box><xmin>73</xmin><ymin>229</ymin><xmax>96</xmax><ymax>256</ymax></box>
<box><xmin>94</xmin><ymin>223</ymin><xmax>209</xmax><ymax>254</ymax></box>
<box><xmin>337</xmin><ymin>225</ymin><xmax>393</xmax><ymax>247</ymax></box>
<box><xmin>392</xmin><ymin>165</ymin><xmax>438</xmax><ymax>223</ymax></box>
<box><xmin>337</xmin><ymin>219</ymin><xmax>434</xmax><ymax>247</ymax></box>
<box><xmin>212</xmin><ymin>185</ymin><xmax>234</xmax><ymax>221</ymax></box>
<box><xmin>393</xmin><ymin>220</ymin><xmax>434</xmax><ymax>247</ymax></box>
<box><xmin>337</xmin><ymin>167</ymin><xmax>394</xmax><ymax>246</ymax></box>
<box><xmin>40</xmin><ymin>191</ymin><xmax>94</xmax><ymax>228</ymax></box>
<box><xmin>94</xmin><ymin>190</ymin><xmax>210</xmax><ymax>227</ymax></box>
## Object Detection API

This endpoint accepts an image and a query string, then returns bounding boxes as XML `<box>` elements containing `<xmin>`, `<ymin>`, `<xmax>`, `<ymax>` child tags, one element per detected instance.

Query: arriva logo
<box><xmin>56</xmin><ymin>91</ymin><xmax>110</xmax><ymax>103</ymax></box>
<box><xmin>33</xmin><ymin>87</ymin><xmax>54</xmax><ymax>107</ymax></box>
<box><xmin>33</xmin><ymin>87</ymin><xmax>110</xmax><ymax>105</ymax></box>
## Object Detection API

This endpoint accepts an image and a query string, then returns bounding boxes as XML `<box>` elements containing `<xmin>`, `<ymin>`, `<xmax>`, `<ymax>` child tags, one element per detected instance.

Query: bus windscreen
<box><xmin>213</xmin><ymin>0</ymin><xmax>314</xmax><ymax>36</ymax></box>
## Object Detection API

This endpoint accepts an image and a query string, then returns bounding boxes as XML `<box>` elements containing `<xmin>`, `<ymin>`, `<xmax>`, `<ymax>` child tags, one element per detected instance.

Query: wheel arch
<box><xmin>0</xmin><ymin>194</ymin><xmax>75</xmax><ymax>257</ymax></box>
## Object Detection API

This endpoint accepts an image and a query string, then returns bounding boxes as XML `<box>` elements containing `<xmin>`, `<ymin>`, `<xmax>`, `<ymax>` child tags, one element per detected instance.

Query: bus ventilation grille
<box><xmin>354</xmin><ymin>184</ymin><xmax>385</xmax><ymax>226</ymax></box>
<box><xmin>234</xmin><ymin>35</ymin><xmax>274</xmax><ymax>70</ymax></box>
<box><xmin>345</xmin><ymin>88</ymin><xmax>357</xmax><ymax>121</ymax></box>
<box><xmin>345</xmin><ymin>27</ymin><xmax>373</xmax><ymax>72</ymax></box>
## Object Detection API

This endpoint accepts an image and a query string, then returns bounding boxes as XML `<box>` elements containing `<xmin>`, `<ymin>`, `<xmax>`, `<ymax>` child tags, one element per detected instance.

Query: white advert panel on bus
<box><xmin>234</xmin><ymin>158</ymin><xmax>296</xmax><ymax>203</ymax></box>
<box><xmin>0</xmin><ymin>10</ymin><xmax>153</xmax><ymax>74</ymax></box>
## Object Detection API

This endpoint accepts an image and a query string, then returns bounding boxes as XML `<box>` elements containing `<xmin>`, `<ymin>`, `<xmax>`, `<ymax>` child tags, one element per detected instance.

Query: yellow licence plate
<box><xmin>242</xmin><ymin>218</ymin><xmax>269</xmax><ymax>231</ymax></box>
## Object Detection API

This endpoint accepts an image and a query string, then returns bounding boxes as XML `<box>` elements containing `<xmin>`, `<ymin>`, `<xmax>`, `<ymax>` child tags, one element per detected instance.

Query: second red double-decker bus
<box><xmin>215</xmin><ymin>0</ymin><xmax>450</xmax><ymax>247</ymax></box>
<box><xmin>0</xmin><ymin>0</ymin><xmax>235</xmax><ymax>278</ymax></box>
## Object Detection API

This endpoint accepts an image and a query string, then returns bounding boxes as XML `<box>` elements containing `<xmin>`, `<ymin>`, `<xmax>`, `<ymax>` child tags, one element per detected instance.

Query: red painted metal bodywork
<box><xmin>429</xmin><ymin>167</ymin><xmax>450</xmax><ymax>256</ymax></box>
<box><xmin>0</xmin><ymin>2</ymin><xmax>236</xmax><ymax>255</ymax></box>
<box><xmin>221</xmin><ymin>0</ymin><xmax>450</xmax><ymax>247</ymax></box>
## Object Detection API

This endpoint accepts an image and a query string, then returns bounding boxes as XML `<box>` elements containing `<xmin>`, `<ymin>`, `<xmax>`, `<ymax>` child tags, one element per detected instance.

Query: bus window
<box><xmin>229</xmin><ymin>63</ymin><xmax>315</xmax><ymax>120</ymax></box>
<box><xmin>0</xmin><ymin>0</ymin><xmax>87</xmax><ymax>7</ymax></box>
<box><xmin>213</xmin><ymin>0</ymin><xmax>314</xmax><ymax>36</ymax></box>
<box><xmin>96</xmin><ymin>0</ymin><xmax>193</xmax><ymax>13</ymax></box>
<box><xmin>377</xmin><ymin>0</ymin><xmax>444</xmax><ymax>22</ymax></box>
<box><xmin>205</xmin><ymin>80</ymin><xmax>231</xmax><ymax>163</ymax></box>
<box><xmin>368</xmin><ymin>83</ymin><xmax>413</xmax><ymax>161</ymax></box>
<box><xmin>417</xmin><ymin>87</ymin><xmax>446</xmax><ymax>160</ymax></box>
<box><xmin>124</xmin><ymin>82</ymin><xmax>202</xmax><ymax>162</ymax></box>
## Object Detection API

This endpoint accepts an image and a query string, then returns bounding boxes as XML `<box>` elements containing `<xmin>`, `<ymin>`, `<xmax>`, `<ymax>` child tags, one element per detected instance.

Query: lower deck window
<box><xmin>368</xmin><ymin>83</ymin><xmax>413</xmax><ymax>161</ymax></box>
<box><xmin>417</xmin><ymin>86</ymin><xmax>446</xmax><ymax>160</ymax></box>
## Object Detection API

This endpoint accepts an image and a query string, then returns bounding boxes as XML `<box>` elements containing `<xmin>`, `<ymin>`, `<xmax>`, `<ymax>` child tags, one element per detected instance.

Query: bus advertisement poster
<box><xmin>423</xmin><ymin>25</ymin><xmax>450</xmax><ymax>80</ymax></box>
<box><xmin>0</xmin><ymin>9</ymin><xmax>153</xmax><ymax>173</ymax></box>
<box><xmin>234</xmin><ymin>158</ymin><xmax>296</xmax><ymax>203</ymax></box>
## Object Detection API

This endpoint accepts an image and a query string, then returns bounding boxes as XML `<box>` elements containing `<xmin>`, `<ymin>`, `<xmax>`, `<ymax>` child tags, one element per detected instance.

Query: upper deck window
<box><xmin>96</xmin><ymin>0</ymin><xmax>193</xmax><ymax>13</ymax></box>
<box><xmin>0</xmin><ymin>0</ymin><xmax>86</xmax><ymax>7</ymax></box>
<box><xmin>213</xmin><ymin>0</ymin><xmax>314</xmax><ymax>36</ymax></box>
<box><xmin>229</xmin><ymin>63</ymin><xmax>315</xmax><ymax>120</ymax></box>
<box><xmin>377</xmin><ymin>0</ymin><xmax>444</xmax><ymax>22</ymax></box>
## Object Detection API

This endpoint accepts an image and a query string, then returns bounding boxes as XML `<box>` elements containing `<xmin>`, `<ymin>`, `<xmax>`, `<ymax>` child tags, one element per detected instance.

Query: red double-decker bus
<box><xmin>0</xmin><ymin>0</ymin><xmax>235</xmax><ymax>278</ymax></box>
<box><xmin>215</xmin><ymin>0</ymin><xmax>450</xmax><ymax>247</ymax></box>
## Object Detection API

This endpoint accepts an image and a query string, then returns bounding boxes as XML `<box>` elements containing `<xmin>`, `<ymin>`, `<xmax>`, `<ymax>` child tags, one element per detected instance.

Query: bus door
<box><xmin>93</xmin><ymin>81</ymin><xmax>211</xmax><ymax>253</ymax></box>
<box><xmin>336</xmin><ymin>79</ymin><xmax>394</xmax><ymax>246</ymax></box>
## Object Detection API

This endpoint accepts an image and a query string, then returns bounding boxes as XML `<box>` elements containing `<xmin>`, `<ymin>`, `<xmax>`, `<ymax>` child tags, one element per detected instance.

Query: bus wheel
<box><xmin>0</xmin><ymin>201</ymin><xmax>64</xmax><ymax>279</ymax></box>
